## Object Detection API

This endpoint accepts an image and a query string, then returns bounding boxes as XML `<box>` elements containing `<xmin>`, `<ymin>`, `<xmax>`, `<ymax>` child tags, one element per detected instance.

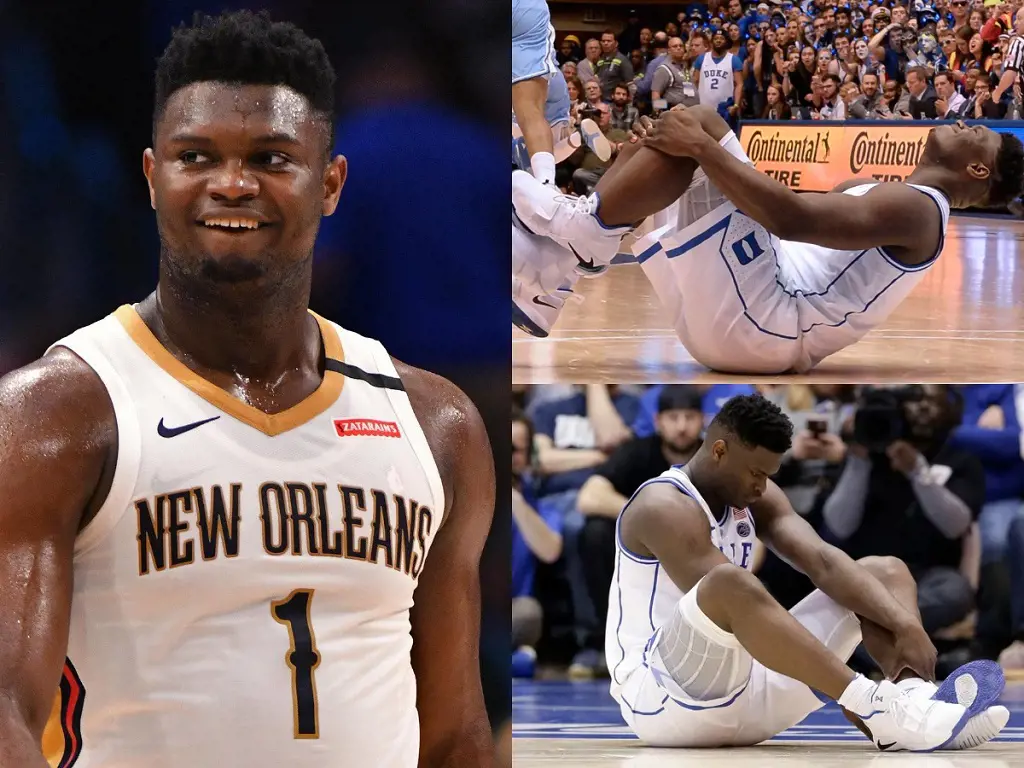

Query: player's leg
<box><xmin>853</xmin><ymin>557</ymin><xmax>1010</xmax><ymax>750</ymax></box>
<box><xmin>690</xmin><ymin>563</ymin><xmax>968</xmax><ymax>750</ymax></box>
<box><xmin>511</xmin><ymin>0</ymin><xmax>559</xmax><ymax>184</ymax></box>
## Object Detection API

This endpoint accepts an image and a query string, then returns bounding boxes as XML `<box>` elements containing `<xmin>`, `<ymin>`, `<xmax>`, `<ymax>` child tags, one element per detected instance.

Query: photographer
<box><xmin>822</xmin><ymin>386</ymin><xmax>985</xmax><ymax>640</ymax></box>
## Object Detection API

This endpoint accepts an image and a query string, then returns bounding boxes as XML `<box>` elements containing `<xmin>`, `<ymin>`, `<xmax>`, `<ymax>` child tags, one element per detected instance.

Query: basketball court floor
<box><xmin>513</xmin><ymin>215</ymin><xmax>1024</xmax><ymax>384</ymax></box>
<box><xmin>513</xmin><ymin>679</ymin><xmax>1024</xmax><ymax>766</ymax></box>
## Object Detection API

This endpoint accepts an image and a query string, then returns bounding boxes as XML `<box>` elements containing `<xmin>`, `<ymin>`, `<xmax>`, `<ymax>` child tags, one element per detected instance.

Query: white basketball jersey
<box><xmin>697</xmin><ymin>52</ymin><xmax>736</xmax><ymax>110</ymax></box>
<box><xmin>41</xmin><ymin>305</ymin><xmax>444</xmax><ymax>768</ymax></box>
<box><xmin>778</xmin><ymin>182</ymin><xmax>950</xmax><ymax>370</ymax></box>
<box><xmin>606</xmin><ymin>466</ymin><xmax>755</xmax><ymax>694</ymax></box>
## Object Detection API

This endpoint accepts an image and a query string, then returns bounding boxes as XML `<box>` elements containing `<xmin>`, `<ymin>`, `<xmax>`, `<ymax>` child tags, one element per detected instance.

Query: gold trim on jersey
<box><xmin>114</xmin><ymin>305</ymin><xmax>345</xmax><ymax>437</ymax></box>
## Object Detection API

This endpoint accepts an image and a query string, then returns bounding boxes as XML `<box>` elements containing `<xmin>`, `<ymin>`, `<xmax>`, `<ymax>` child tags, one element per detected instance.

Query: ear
<box><xmin>966</xmin><ymin>161</ymin><xmax>991</xmax><ymax>181</ymax></box>
<box><xmin>142</xmin><ymin>148</ymin><xmax>157</xmax><ymax>210</ymax></box>
<box><xmin>321</xmin><ymin>155</ymin><xmax>348</xmax><ymax>217</ymax></box>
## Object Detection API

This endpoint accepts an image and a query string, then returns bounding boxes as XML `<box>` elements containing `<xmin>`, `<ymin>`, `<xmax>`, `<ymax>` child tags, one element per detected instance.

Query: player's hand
<box><xmin>886</xmin><ymin>440</ymin><xmax>921</xmax><ymax>475</ymax></box>
<box><xmin>644</xmin><ymin>109</ymin><xmax>713</xmax><ymax>157</ymax></box>
<box><xmin>632</xmin><ymin>115</ymin><xmax>655</xmax><ymax>139</ymax></box>
<box><xmin>890</xmin><ymin>623</ymin><xmax>938</xmax><ymax>682</ymax></box>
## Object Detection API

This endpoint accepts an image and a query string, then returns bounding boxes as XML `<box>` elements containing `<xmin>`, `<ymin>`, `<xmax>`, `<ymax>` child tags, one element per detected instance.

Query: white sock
<box><xmin>838</xmin><ymin>674</ymin><xmax>882</xmax><ymax>717</ymax></box>
<box><xmin>530</xmin><ymin>152</ymin><xmax>556</xmax><ymax>185</ymax></box>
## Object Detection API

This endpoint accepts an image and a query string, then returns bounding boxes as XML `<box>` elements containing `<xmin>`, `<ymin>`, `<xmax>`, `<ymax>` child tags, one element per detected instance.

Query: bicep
<box><xmin>0</xmin><ymin>358</ymin><xmax>108</xmax><ymax>736</ymax></box>
<box><xmin>410</xmin><ymin>394</ymin><xmax>495</xmax><ymax>764</ymax></box>
<box><xmin>624</xmin><ymin>484</ymin><xmax>730</xmax><ymax>594</ymax></box>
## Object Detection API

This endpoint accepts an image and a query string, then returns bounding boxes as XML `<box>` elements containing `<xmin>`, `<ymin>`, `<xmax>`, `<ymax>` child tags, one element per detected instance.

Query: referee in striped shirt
<box><xmin>993</xmin><ymin>8</ymin><xmax>1024</xmax><ymax>113</ymax></box>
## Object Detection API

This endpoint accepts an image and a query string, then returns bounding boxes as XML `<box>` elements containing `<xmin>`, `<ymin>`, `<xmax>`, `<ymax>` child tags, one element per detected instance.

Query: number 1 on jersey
<box><xmin>272</xmin><ymin>589</ymin><xmax>321</xmax><ymax>738</ymax></box>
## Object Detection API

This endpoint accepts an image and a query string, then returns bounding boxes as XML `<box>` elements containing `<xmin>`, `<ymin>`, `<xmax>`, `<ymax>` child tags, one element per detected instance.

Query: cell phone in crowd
<box><xmin>652</xmin><ymin>98</ymin><xmax>668</xmax><ymax>112</ymax></box>
<box><xmin>807</xmin><ymin>417</ymin><xmax>828</xmax><ymax>437</ymax></box>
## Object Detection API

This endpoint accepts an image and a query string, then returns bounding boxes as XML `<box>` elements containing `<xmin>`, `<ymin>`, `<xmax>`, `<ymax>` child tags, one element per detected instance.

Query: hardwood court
<box><xmin>512</xmin><ymin>216</ymin><xmax>1024</xmax><ymax>384</ymax></box>
<box><xmin>513</xmin><ymin>679</ymin><xmax>1024</xmax><ymax>767</ymax></box>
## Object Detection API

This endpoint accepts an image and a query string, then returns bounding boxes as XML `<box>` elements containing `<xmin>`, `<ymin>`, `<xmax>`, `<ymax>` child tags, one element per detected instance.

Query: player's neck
<box><xmin>684</xmin><ymin>455</ymin><xmax>727</xmax><ymax>512</ymax></box>
<box><xmin>905</xmin><ymin>165</ymin><xmax>951</xmax><ymax>198</ymax></box>
<box><xmin>142</xmin><ymin>274</ymin><xmax>318</xmax><ymax>381</ymax></box>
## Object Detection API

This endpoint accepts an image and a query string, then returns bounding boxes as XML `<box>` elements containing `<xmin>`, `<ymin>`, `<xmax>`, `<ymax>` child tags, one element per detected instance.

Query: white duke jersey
<box><xmin>606</xmin><ymin>466</ymin><xmax>755</xmax><ymax>694</ymax></box>
<box><xmin>696</xmin><ymin>52</ymin><xmax>740</xmax><ymax>110</ymax></box>
<box><xmin>40</xmin><ymin>305</ymin><xmax>444</xmax><ymax>768</ymax></box>
<box><xmin>777</xmin><ymin>182</ymin><xmax>950</xmax><ymax>369</ymax></box>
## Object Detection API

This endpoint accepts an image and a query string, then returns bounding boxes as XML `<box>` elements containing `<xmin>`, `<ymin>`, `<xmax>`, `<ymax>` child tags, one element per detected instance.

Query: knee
<box><xmin>857</xmin><ymin>555</ymin><xmax>913</xmax><ymax>589</ymax></box>
<box><xmin>699</xmin><ymin>562</ymin><xmax>764</xmax><ymax>600</ymax></box>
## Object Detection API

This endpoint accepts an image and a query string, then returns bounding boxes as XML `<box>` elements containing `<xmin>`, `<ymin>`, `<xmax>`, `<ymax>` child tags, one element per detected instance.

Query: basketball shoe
<box><xmin>512</xmin><ymin>170</ymin><xmax>630</xmax><ymax>276</ymax></box>
<box><xmin>896</xmin><ymin>661</ymin><xmax>1009</xmax><ymax>750</ymax></box>
<box><xmin>852</xmin><ymin>679</ymin><xmax>968</xmax><ymax>752</ymax></box>
<box><xmin>512</xmin><ymin>276</ymin><xmax>578</xmax><ymax>337</ymax></box>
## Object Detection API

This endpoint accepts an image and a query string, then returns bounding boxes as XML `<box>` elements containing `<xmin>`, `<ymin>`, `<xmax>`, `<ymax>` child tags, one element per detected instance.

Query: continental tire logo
<box><xmin>849</xmin><ymin>131</ymin><xmax>926</xmax><ymax>174</ymax></box>
<box><xmin>745</xmin><ymin>129</ymin><xmax>832</xmax><ymax>164</ymax></box>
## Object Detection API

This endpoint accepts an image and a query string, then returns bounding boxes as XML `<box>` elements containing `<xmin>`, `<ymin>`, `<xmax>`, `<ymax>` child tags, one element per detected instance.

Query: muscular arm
<box><xmin>401</xmin><ymin>364</ymin><xmax>496</xmax><ymax>768</ymax></box>
<box><xmin>0</xmin><ymin>350</ymin><xmax>113</xmax><ymax>767</ymax></box>
<box><xmin>754</xmin><ymin>481</ymin><xmax>918</xmax><ymax>634</ymax></box>
<box><xmin>686</xmin><ymin>128</ymin><xmax>941</xmax><ymax>255</ymax></box>
<box><xmin>618</xmin><ymin>482</ymin><xmax>729</xmax><ymax>593</ymax></box>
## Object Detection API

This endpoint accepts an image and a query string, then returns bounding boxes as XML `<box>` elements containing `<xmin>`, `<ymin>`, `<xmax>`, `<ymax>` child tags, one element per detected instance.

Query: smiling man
<box><xmin>0</xmin><ymin>11</ymin><xmax>494</xmax><ymax>768</ymax></box>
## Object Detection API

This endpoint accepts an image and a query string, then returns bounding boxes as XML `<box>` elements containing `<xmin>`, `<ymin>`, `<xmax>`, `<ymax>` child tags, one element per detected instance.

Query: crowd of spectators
<box><xmin>511</xmin><ymin>383</ymin><xmax>1024</xmax><ymax>681</ymax></box>
<box><xmin>549</xmin><ymin>0</ymin><xmax>1024</xmax><ymax>190</ymax></box>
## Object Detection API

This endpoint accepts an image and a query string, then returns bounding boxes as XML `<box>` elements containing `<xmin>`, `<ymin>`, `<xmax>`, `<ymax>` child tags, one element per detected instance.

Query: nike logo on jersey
<box><xmin>533</xmin><ymin>296</ymin><xmax>557</xmax><ymax>309</ymax></box>
<box><xmin>157</xmin><ymin>415</ymin><xmax>221</xmax><ymax>438</ymax></box>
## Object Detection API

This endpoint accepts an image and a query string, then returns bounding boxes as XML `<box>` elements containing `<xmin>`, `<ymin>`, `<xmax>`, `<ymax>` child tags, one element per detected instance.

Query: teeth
<box><xmin>203</xmin><ymin>218</ymin><xmax>260</xmax><ymax>230</ymax></box>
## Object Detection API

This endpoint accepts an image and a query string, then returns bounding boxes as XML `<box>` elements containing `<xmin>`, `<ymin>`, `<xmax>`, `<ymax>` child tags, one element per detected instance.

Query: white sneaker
<box><xmin>512</xmin><ymin>276</ymin><xmax>578</xmax><ymax>337</ymax></box>
<box><xmin>578</xmin><ymin>118</ymin><xmax>612</xmax><ymax>162</ymax></box>
<box><xmin>511</xmin><ymin>170</ymin><xmax>629</xmax><ymax>275</ymax></box>
<box><xmin>861</xmin><ymin>680</ymin><xmax>967</xmax><ymax>752</ymax></box>
<box><xmin>897</xmin><ymin>662</ymin><xmax>1009</xmax><ymax>750</ymax></box>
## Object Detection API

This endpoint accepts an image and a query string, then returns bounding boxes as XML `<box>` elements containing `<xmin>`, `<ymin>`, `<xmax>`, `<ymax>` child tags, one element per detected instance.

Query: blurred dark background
<box><xmin>0</xmin><ymin>0</ymin><xmax>509</xmax><ymax>744</ymax></box>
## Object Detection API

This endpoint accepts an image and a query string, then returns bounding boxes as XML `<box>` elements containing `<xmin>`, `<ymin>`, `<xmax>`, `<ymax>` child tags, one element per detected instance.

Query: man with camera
<box><xmin>822</xmin><ymin>386</ymin><xmax>985</xmax><ymax>649</ymax></box>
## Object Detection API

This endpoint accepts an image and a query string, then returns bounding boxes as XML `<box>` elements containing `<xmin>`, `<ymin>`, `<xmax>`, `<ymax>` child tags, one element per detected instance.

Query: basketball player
<box><xmin>608</xmin><ymin>393</ymin><xmax>1008</xmax><ymax>750</ymax></box>
<box><xmin>511</xmin><ymin>0</ymin><xmax>609</xmax><ymax>180</ymax></box>
<box><xmin>511</xmin><ymin>106</ymin><xmax>1024</xmax><ymax>372</ymax></box>
<box><xmin>0</xmin><ymin>12</ymin><xmax>494</xmax><ymax>768</ymax></box>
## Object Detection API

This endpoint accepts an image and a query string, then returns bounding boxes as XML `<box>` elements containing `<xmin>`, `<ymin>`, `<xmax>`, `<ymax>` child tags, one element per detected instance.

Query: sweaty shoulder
<box><xmin>393</xmin><ymin>359</ymin><xmax>489</xmax><ymax>524</ymax></box>
<box><xmin>619</xmin><ymin>479</ymin><xmax>704</xmax><ymax>559</ymax></box>
<box><xmin>0</xmin><ymin>347</ymin><xmax>117</xmax><ymax>532</ymax></box>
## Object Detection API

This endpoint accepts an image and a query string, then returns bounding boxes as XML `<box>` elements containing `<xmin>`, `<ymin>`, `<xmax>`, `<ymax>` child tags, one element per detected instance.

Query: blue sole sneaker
<box><xmin>932</xmin><ymin>660</ymin><xmax>1005</xmax><ymax>750</ymax></box>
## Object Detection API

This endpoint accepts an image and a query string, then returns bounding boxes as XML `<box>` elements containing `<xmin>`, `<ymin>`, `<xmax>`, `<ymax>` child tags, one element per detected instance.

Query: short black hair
<box><xmin>710</xmin><ymin>394</ymin><xmax>793</xmax><ymax>454</ymax></box>
<box><xmin>989</xmin><ymin>133</ymin><xmax>1024</xmax><ymax>207</ymax></box>
<box><xmin>153</xmin><ymin>10</ymin><xmax>336</xmax><ymax>150</ymax></box>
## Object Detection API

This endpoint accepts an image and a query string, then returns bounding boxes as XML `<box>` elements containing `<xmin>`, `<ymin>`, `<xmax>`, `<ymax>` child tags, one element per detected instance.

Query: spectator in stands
<box><xmin>651</xmin><ymin>36</ymin><xmax>698</xmax><ymax>109</ymax></box>
<box><xmin>557</xmin><ymin>35</ymin><xmax>581</xmax><ymax>66</ymax></box>
<box><xmin>966</xmin><ymin>72</ymin><xmax>1006</xmax><ymax>117</ymax></box>
<box><xmin>784</xmin><ymin>45</ymin><xmax>818</xmax><ymax>116</ymax></box>
<box><xmin>581</xmin><ymin>78</ymin><xmax>605</xmax><ymax>112</ymax></box>
<box><xmin>695</xmin><ymin>29</ymin><xmax>744</xmax><ymax>119</ymax></box>
<box><xmin>887</xmin><ymin>77</ymin><xmax>911</xmax><ymax>114</ymax></box>
<box><xmin>935</xmin><ymin>70</ymin><xmax>967</xmax><ymax>116</ymax></box>
<box><xmin>822</xmin><ymin>386</ymin><xmax>985</xmax><ymax>648</ymax></box>
<box><xmin>572</xmin><ymin>385</ymin><xmax>705</xmax><ymax>677</ymax></box>
<box><xmin>596</xmin><ymin>29</ymin><xmax>634</xmax><ymax>99</ymax></box>
<box><xmin>752</xmin><ymin>28</ymin><xmax>784</xmax><ymax>116</ymax></box>
<box><xmin>634</xmin><ymin>31</ymin><xmax>670</xmax><ymax>106</ymax></box>
<box><xmin>949</xmin><ymin>386</ymin><xmax>1024</xmax><ymax>661</ymax></box>
<box><xmin>511</xmin><ymin>407</ymin><xmax>563</xmax><ymax>679</ymax></box>
<box><xmin>561</xmin><ymin>60</ymin><xmax>577</xmax><ymax>82</ymax></box>
<box><xmin>577</xmin><ymin>38</ymin><xmax>602</xmax><ymax>84</ymax></box>
<box><xmin>763</xmin><ymin>83</ymin><xmax>792</xmax><ymax>119</ymax></box>
<box><xmin>819</xmin><ymin>73</ymin><xmax>848</xmax><ymax>118</ymax></box>
<box><xmin>530</xmin><ymin>385</ymin><xmax>641</xmax><ymax>671</ymax></box>
<box><xmin>608</xmin><ymin>83</ymin><xmax>638</xmax><ymax>130</ymax></box>
<box><xmin>567</xmin><ymin>103</ymin><xmax>627</xmax><ymax>195</ymax></box>
<box><xmin>849</xmin><ymin>71</ymin><xmax>893</xmax><ymax>116</ymax></box>
<box><xmin>906</xmin><ymin>64</ymin><xmax>939</xmax><ymax>117</ymax></box>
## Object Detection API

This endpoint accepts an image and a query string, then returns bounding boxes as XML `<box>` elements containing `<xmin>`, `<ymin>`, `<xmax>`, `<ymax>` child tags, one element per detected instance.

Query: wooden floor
<box><xmin>513</xmin><ymin>216</ymin><xmax>1024</xmax><ymax>384</ymax></box>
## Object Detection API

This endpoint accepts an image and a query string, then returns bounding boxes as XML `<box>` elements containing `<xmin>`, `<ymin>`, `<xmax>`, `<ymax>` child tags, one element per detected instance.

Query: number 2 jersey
<box><xmin>41</xmin><ymin>305</ymin><xmax>444</xmax><ymax>768</ymax></box>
